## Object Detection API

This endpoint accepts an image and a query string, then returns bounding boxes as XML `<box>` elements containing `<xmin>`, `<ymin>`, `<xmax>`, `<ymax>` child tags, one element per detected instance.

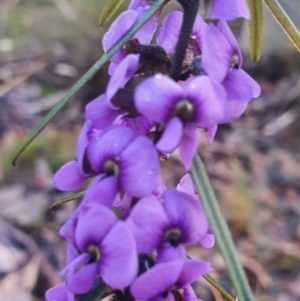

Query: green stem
<box><xmin>50</xmin><ymin>191</ymin><xmax>85</xmax><ymax>212</ymax></box>
<box><xmin>190</xmin><ymin>154</ymin><xmax>254</xmax><ymax>301</ymax></box>
<box><xmin>12</xmin><ymin>0</ymin><xmax>165</xmax><ymax>167</ymax></box>
<box><xmin>263</xmin><ymin>0</ymin><xmax>300</xmax><ymax>52</ymax></box>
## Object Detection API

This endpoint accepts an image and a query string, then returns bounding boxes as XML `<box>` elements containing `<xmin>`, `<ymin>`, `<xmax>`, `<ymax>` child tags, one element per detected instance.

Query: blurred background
<box><xmin>0</xmin><ymin>0</ymin><xmax>300</xmax><ymax>300</ymax></box>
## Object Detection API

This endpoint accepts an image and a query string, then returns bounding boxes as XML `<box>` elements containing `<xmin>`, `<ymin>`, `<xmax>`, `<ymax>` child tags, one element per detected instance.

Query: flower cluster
<box><xmin>46</xmin><ymin>0</ymin><xmax>260</xmax><ymax>300</ymax></box>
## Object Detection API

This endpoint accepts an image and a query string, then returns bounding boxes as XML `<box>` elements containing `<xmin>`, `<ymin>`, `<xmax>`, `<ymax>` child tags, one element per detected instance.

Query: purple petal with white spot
<box><xmin>101</xmin><ymin>221</ymin><xmax>138</xmax><ymax>289</ymax></box>
<box><xmin>126</xmin><ymin>195</ymin><xmax>169</xmax><ymax>253</ymax></box>
<box><xmin>76</xmin><ymin>203</ymin><xmax>116</xmax><ymax>251</ymax></box>
<box><xmin>67</xmin><ymin>262</ymin><xmax>98</xmax><ymax>294</ymax></box>
<box><xmin>156</xmin><ymin>117</ymin><xmax>183</xmax><ymax>153</ymax></box>
<box><xmin>86</xmin><ymin>126</ymin><xmax>135</xmax><ymax>172</ymax></box>
<box><xmin>46</xmin><ymin>283</ymin><xmax>68</xmax><ymax>301</ymax></box>
<box><xmin>54</xmin><ymin>160</ymin><xmax>86</xmax><ymax>191</ymax></box>
<box><xmin>179</xmin><ymin>126</ymin><xmax>198</xmax><ymax>170</ymax></box>
<box><xmin>119</xmin><ymin>136</ymin><xmax>159</xmax><ymax>197</ymax></box>
<box><xmin>185</xmin><ymin>76</ymin><xmax>227</xmax><ymax>127</ymax></box>
<box><xmin>176</xmin><ymin>259</ymin><xmax>212</xmax><ymax>288</ymax></box>
<box><xmin>131</xmin><ymin>260</ymin><xmax>185</xmax><ymax>300</ymax></box>
<box><xmin>210</xmin><ymin>0</ymin><xmax>250</xmax><ymax>21</ymax></box>
<box><xmin>135</xmin><ymin>74</ymin><xmax>183</xmax><ymax>122</ymax></box>
<box><xmin>85</xmin><ymin>95</ymin><xmax>120</xmax><ymax>129</ymax></box>
<box><xmin>103</xmin><ymin>11</ymin><xmax>138</xmax><ymax>63</ymax></box>
<box><xmin>106</xmin><ymin>54</ymin><xmax>139</xmax><ymax>108</ymax></box>
<box><xmin>202</xmin><ymin>23</ymin><xmax>232</xmax><ymax>82</ymax></box>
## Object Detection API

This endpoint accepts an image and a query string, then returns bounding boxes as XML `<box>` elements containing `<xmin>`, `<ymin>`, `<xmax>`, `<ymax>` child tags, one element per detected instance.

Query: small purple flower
<box><xmin>103</xmin><ymin>9</ymin><xmax>157</xmax><ymax>65</ymax></box>
<box><xmin>209</xmin><ymin>0</ymin><xmax>250</xmax><ymax>21</ymax></box>
<box><xmin>134</xmin><ymin>74</ymin><xmax>226</xmax><ymax>168</ymax></box>
<box><xmin>62</xmin><ymin>203</ymin><xmax>137</xmax><ymax>294</ymax></box>
<box><xmin>157</xmin><ymin>11</ymin><xmax>205</xmax><ymax>56</ymax></box>
<box><xmin>177</xmin><ymin>174</ymin><xmax>215</xmax><ymax>248</ymax></box>
<box><xmin>202</xmin><ymin>21</ymin><xmax>261</xmax><ymax>102</ymax></box>
<box><xmin>126</xmin><ymin>190</ymin><xmax>209</xmax><ymax>254</ymax></box>
<box><xmin>131</xmin><ymin>257</ymin><xmax>212</xmax><ymax>301</ymax></box>
<box><xmin>45</xmin><ymin>282</ymin><xmax>74</xmax><ymax>301</ymax></box>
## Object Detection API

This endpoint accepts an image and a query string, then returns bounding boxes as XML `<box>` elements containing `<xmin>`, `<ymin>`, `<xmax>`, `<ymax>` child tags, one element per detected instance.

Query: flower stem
<box><xmin>168</xmin><ymin>0</ymin><xmax>200</xmax><ymax>81</ymax></box>
<box><xmin>190</xmin><ymin>154</ymin><xmax>254</xmax><ymax>301</ymax></box>
<box><xmin>11</xmin><ymin>0</ymin><xmax>165</xmax><ymax>167</ymax></box>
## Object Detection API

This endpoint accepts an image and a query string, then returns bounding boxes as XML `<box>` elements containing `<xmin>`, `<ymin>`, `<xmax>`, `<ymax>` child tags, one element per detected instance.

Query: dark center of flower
<box><xmin>87</xmin><ymin>244</ymin><xmax>100</xmax><ymax>262</ymax></box>
<box><xmin>165</xmin><ymin>228</ymin><xmax>182</xmax><ymax>247</ymax></box>
<box><xmin>174</xmin><ymin>99</ymin><xmax>194</xmax><ymax>123</ymax></box>
<box><xmin>231</xmin><ymin>54</ymin><xmax>239</xmax><ymax>69</ymax></box>
<box><xmin>104</xmin><ymin>160</ymin><xmax>119</xmax><ymax>176</ymax></box>
<box><xmin>138</xmin><ymin>254</ymin><xmax>155</xmax><ymax>275</ymax></box>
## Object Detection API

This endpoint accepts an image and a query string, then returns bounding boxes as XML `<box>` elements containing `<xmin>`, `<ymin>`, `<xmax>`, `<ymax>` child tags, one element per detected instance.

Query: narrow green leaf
<box><xmin>263</xmin><ymin>0</ymin><xmax>300</xmax><ymax>52</ymax></box>
<box><xmin>79</xmin><ymin>278</ymin><xmax>106</xmax><ymax>301</ymax></box>
<box><xmin>247</xmin><ymin>0</ymin><xmax>263</xmax><ymax>62</ymax></box>
<box><xmin>50</xmin><ymin>191</ymin><xmax>85</xmax><ymax>212</ymax></box>
<box><xmin>190</xmin><ymin>154</ymin><xmax>254</xmax><ymax>301</ymax></box>
<box><xmin>99</xmin><ymin>0</ymin><xmax>124</xmax><ymax>27</ymax></box>
<box><xmin>11</xmin><ymin>0</ymin><xmax>165</xmax><ymax>167</ymax></box>
<box><xmin>203</xmin><ymin>274</ymin><xmax>236</xmax><ymax>301</ymax></box>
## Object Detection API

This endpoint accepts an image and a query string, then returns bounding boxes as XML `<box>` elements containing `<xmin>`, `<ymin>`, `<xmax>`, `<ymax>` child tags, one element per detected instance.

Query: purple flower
<box><xmin>103</xmin><ymin>9</ymin><xmax>157</xmax><ymax>65</ymax></box>
<box><xmin>126</xmin><ymin>190</ymin><xmax>210</xmax><ymax>254</ymax></box>
<box><xmin>177</xmin><ymin>174</ymin><xmax>215</xmax><ymax>248</ymax></box>
<box><xmin>129</xmin><ymin>0</ymin><xmax>148</xmax><ymax>10</ymax></box>
<box><xmin>45</xmin><ymin>282</ymin><xmax>74</xmax><ymax>301</ymax></box>
<box><xmin>202</xmin><ymin>21</ymin><xmax>260</xmax><ymax>102</ymax></box>
<box><xmin>157</xmin><ymin>11</ymin><xmax>205</xmax><ymax>56</ymax></box>
<box><xmin>54</xmin><ymin>126</ymin><xmax>159</xmax><ymax>202</ymax></box>
<box><xmin>62</xmin><ymin>203</ymin><xmax>137</xmax><ymax>294</ymax></box>
<box><xmin>131</xmin><ymin>258</ymin><xmax>212</xmax><ymax>301</ymax></box>
<box><xmin>134</xmin><ymin>74</ymin><xmax>226</xmax><ymax>168</ymax></box>
<box><xmin>209</xmin><ymin>0</ymin><xmax>250</xmax><ymax>21</ymax></box>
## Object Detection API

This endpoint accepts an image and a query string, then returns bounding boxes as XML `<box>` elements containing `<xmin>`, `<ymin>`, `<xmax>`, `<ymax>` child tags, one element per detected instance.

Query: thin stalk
<box><xmin>12</xmin><ymin>0</ymin><xmax>165</xmax><ymax>167</ymax></box>
<box><xmin>190</xmin><ymin>154</ymin><xmax>254</xmax><ymax>301</ymax></box>
<box><xmin>50</xmin><ymin>191</ymin><xmax>85</xmax><ymax>212</ymax></box>
<box><xmin>263</xmin><ymin>0</ymin><xmax>300</xmax><ymax>52</ymax></box>
<box><xmin>168</xmin><ymin>0</ymin><xmax>200</xmax><ymax>81</ymax></box>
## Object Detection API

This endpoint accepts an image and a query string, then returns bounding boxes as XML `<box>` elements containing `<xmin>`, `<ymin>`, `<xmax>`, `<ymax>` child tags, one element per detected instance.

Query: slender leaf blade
<box><xmin>99</xmin><ymin>0</ymin><xmax>124</xmax><ymax>27</ymax></box>
<box><xmin>247</xmin><ymin>0</ymin><xmax>263</xmax><ymax>62</ymax></box>
<box><xmin>11</xmin><ymin>0</ymin><xmax>165</xmax><ymax>167</ymax></box>
<box><xmin>263</xmin><ymin>0</ymin><xmax>300</xmax><ymax>52</ymax></box>
<box><xmin>190</xmin><ymin>154</ymin><xmax>254</xmax><ymax>301</ymax></box>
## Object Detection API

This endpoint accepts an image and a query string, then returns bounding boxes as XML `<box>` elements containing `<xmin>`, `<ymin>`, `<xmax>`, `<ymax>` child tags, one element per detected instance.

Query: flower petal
<box><xmin>131</xmin><ymin>260</ymin><xmax>184</xmax><ymax>300</ymax></box>
<box><xmin>134</xmin><ymin>74</ymin><xmax>183</xmax><ymax>123</ymax></box>
<box><xmin>156</xmin><ymin>117</ymin><xmax>183</xmax><ymax>153</ymax></box>
<box><xmin>185</xmin><ymin>76</ymin><xmax>227</xmax><ymax>127</ymax></box>
<box><xmin>219</xmin><ymin>100</ymin><xmax>248</xmax><ymax>123</ymax></box>
<box><xmin>179</xmin><ymin>126</ymin><xmax>198</xmax><ymax>170</ymax></box>
<box><xmin>86</xmin><ymin>126</ymin><xmax>135</xmax><ymax>172</ymax></box>
<box><xmin>54</xmin><ymin>160</ymin><xmax>86</xmax><ymax>191</ymax></box>
<box><xmin>85</xmin><ymin>95</ymin><xmax>120</xmax><ymax>128</ymax></box>
<box><xmin>86</xmin><ymin>175</ymin><xmax>119</xmax><ymax>207</ymax></box>
<box><xmin>45</xmin><ymin>283</ymin><xmax>68</xmax><ymax>301</ymax></box>
<box><xmin>67</xmin><ymin>262</ymin><xmax>98</xmax><ymax>294</ymax></box>
<box><xmin>202</xmin><ymin>23</ymin><xmax>232</xmax><ymax>82</ymax></box>
<box><xmin>176</xmin><ymin>259</ymin><xmax>212</xmax><ymax>288</ymax></box>
<box><xmin>106</xmin><ymin>54</ymin><xmax>140</xmax><ymax>108</ymax></box>
<box><xmin>101</xmin><ymin>221</ymin><xmax>138</xmax><ymax>288</ymax></box>
<box><xmin>200</xmin><ymin>229</ymin><xmax>215</xmax><ymax>249</ymax></box>
<box><xmin>76</xmin><ymin>203</ymin><xmax>117</xmax><ymax>251</ymax></box>
<box><xmin>119</xmin><ymin>136</ymin><xmax>159</xmax><ymax>197</ymax></box>
<box><xmin>126</xmin><ymin>195</ymin><xmax>169</xmax><ymax>253</ymax></box>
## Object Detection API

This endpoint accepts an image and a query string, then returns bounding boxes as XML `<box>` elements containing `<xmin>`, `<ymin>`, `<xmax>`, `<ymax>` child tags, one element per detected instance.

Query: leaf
<box><xmin>247</xmin><ymin>0</ymin><xmax>263</xmax><ymax>62</ymax></box>
<box><xmin>11</xmin><ymin>0</ymin><xmax>166</xmax><ymax>167</ymax></box>
<box><xmin>99</xmin><ymin>0</ymin><xmax>124</xmax><ymax>27</ymax></box>
<box><xmin>190</xmin><ymin>154</ymin><xmax>254</xmax><ymax>301</ymax></box>
<box><xmin>263</xmin><ymin>0</ymin><xmax>300</xmax><ymax>52</ymax></box>
<box><xmin>50</xmin><ymin>191</ymin><xmax>85</xmax><ymax>212</ymax></box>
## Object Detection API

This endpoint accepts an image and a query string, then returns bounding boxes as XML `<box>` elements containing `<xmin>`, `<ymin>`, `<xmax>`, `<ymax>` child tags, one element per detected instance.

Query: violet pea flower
<box><xmin>131</xmin><ymin>257</ymin><xmax>212</xmax><ymax>301</ymax></box>
<box><xmin>62</xmin><ymin>203</ymin><xmax>137</xmax><ymax>294</ymax></box>
<box><xmin>209</xmin><ymin>0</ymin><xmax>250</xmax><ymax>21</ymax></box>
<box><xmin>103</xmin><ymin>9</ymin><xmax>157</xmax><ymax>66</ymax></box>
<box><xmin>126</xmin><ymin>190</ymin><xmax>210</xmax><ymax>255</ymax></box>
<box><xmin>177</xmin><ymin>174</ymin><xmax>215</xmax><ymax>248</ymax></box>
<box><xmin>134</xmin><ymin>74</ymin><xmax>227</xmax><ymax>169</ymax></box>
